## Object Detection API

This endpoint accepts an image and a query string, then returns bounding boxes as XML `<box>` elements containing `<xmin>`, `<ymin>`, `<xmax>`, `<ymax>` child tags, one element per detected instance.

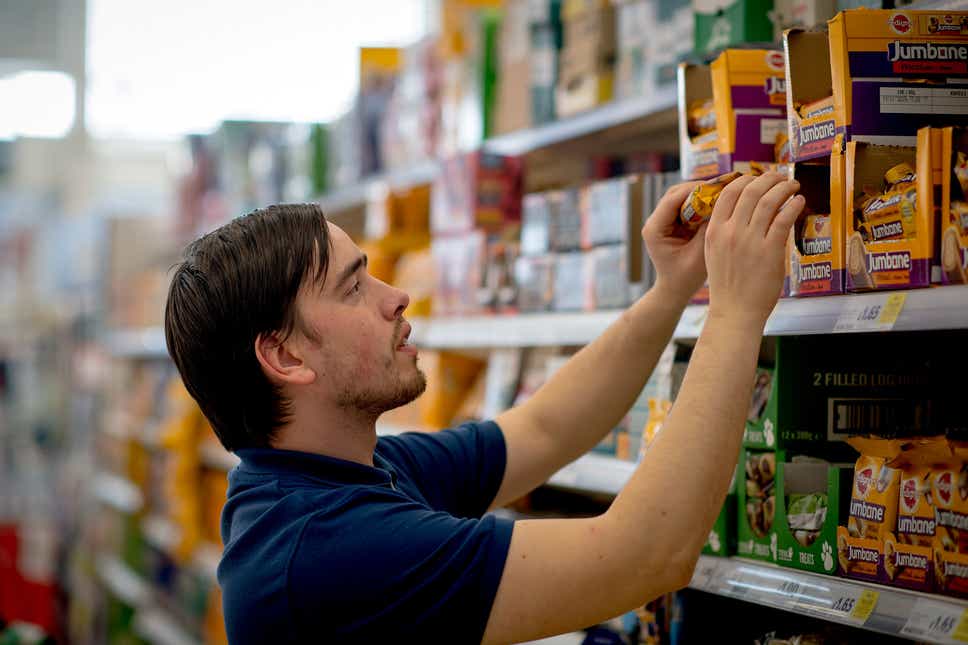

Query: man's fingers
<box><xmin>750</xmin><ymin>179</ymin><xmax>801</xmax><ymax>237</ymax></box>
<box><xmin>767</xmin><ymin>194</ymin><xmax>805</xmax><ymax>245</ymax></box>
<box><xmin>644</xmin><ymin>181</ymin><xmax>702</xmax><ymax>235</ymax></box>
<box><xmin>709</xmin><ymin>175</ymin><xmax>756</xmax><ymax>227</ymax></box>
<box><xmin>730</xmin><ymin>172</ymin><xmax>788</xmax><ymax>229</ymax></box>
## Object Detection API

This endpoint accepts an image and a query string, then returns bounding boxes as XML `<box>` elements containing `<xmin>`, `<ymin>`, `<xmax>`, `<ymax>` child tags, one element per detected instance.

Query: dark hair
<box><xmin>164</xmin><ymin>204</ymin><xmax>330</xmax><ymax>450</ymax></box>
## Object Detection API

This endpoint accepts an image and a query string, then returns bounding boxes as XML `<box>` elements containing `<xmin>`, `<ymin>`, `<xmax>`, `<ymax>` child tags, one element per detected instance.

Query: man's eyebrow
<box><xmin>333</xmin><ymin>253</ymin><xmax>367</xmax><ymax>291</ymax></box>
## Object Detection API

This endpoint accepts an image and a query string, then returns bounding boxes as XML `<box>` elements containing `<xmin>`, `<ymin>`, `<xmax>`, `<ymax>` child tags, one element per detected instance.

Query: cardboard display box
<box><xmin>829</xmin><ymin>9</ymin><xmax>968</xmax><ymax>144</ymax></box>
<box><xmin>774</xmin><ymin>459</ymin><xmax>853</xmax><ymax>575</ymax></box>
<box><xmin>704</xmin><ymin>459</ymin><xmax>740</xmax><ymax>557</ymax></box>
<box><xmin>556</xmin><ymin>0</ymin><xmax>616</xmax><ymax>117</ymax></box>
<box><xmin>678</xmin><ymin>63</ymin><xmax>721</xmax><ymax>180</ymax></box>
<box><xmin>918</xmin><ymin>126</ymin><xmax>968</xmax><ymax>285</ymax></box>
<box><xmin>843</xmin><ymin>141</ymin><xmax>932</xmax><ymax>291</ymax></box>
<box><xmin>785</xmin><ymin>155</ymin><xmax>846</xmax><ymax>296</ymax></box>
<box><xmin>711</xmin><ymin>49</ymin><xmax>789</xmax><ymax>174</ymax></box>
<box><xmin>693</xmin><ymin>0</ymin><xmax>775</xmax><ymax>56</ymax></box>
<box><xmin>737</xmin><ymin>449</ymin><xmax>782</xmax><ymax>562</ymax></box>
<box><xmin>430</xmin><ymin>151</ymin><xmax>524</xmax><ymax>235</ymax></box>
<box><xmin>771</xmin><ymin>0</ymin><xmax>837</xmax><ymax>41</ymax></box>
<box><xmin>784</xmin><ymin>29</ymin><xmax>838</xmax><ymax>162</ymax></box>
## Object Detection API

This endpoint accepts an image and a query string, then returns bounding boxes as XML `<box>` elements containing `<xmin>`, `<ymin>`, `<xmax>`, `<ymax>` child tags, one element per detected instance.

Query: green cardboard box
<box><xmin>737</xmin><ymin>448</ymin><xmax>782</xmax><ymax>562</ymax></box>
<box><xmin>773</xmin><ymin>459</ymin><xmax>852</xmax><ymax>575</ymax></box>
<box><xmin>693</xmin><ymin>0</ymin><xmax>775</xmax><ymax>56</ymax></box>
<box><xmin>703</xmin><ymin>457</ymin><xmax>740</xmax><ymax>556</ymax></box>
<box><xmin>742</xmin><ymin>335</ymin><xmax>938</xmax><ymax>456</ymax></box>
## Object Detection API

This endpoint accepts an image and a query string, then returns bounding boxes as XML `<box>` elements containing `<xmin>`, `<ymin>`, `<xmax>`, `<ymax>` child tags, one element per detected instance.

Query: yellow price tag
<box><xmin>850</xmin><ymin>590</ymin><xmax>879</xmax><ymax>623</ymax></box>
<box><xmin>950</xmin><ymin>608</ymin><xmax>968</xmax><ymax>642</ymax></box>
<box><xmin>877</xmin><ymin>292</ymin><xmax>907</xmax><ymax>325</ymax></box>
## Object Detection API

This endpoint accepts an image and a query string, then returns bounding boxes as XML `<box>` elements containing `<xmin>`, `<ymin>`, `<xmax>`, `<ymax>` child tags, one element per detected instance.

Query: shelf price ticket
<box><xmin>902</xmin><ymin>598</ymin><xmax>968</xmax><ymax>643</ymax></box>
<box><xmin>833</xmin><ymin>292</ymin><xmax>907</xmax><ymax>333</ymax></box>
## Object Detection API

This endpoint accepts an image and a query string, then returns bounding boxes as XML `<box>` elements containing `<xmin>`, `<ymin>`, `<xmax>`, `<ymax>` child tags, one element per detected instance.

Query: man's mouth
<box><xmin>396</xmin><ymin>321</ymin><xmax>416</xmax><ymax>354</ymax></box>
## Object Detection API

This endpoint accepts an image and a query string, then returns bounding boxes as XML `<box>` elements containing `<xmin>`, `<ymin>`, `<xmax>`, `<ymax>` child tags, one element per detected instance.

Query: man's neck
<box><xmin>271</xmin><ymin>406</ymin><xmax>379</xmax><ymax>467</ymax></box>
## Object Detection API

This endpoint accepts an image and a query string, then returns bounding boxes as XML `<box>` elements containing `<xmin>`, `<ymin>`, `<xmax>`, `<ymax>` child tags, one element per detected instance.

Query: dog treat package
<box><xmin>918</xmin><ymin>126</ymin><xmax>968</xmax><ymax>285</ymax></box>
<box><xmin>737</xmin><ymin>449</ymin><xmax>781</xmax><ymax>562</ymax></box>
<box><xmin>883</xmin><ymin>439</ymin><xmax>951</xmax><ymax>592</ymax></box>
<box><xmin>932</xmin><ymin>443</ymin><xmax>968</xmax><ymax>598</ymax></box>
<box><xmin>829</xmin><ymin>9</ymin><xmax>968</xmax><ymax>145</ymax></box>
<box><xmin>678</xmin><ymin>63</ymin><xmax>720</xmax><ymax>180</ymax></box>
<box><xmin>844</xmin><ymin>141</ymin><xmax>934</xmax><ymax>291</ymax></box>
<box><xmin>784</xmin><ymin>29</ymin><xmax>838</xmax><ymax>162</ymax></box>
<box><xmin>703</xmin><ymin>456</ymin><xmax>739</xmax><ymax>558</ymax></box>
<box><xmin>678</xmin><ymin>171</ymin><xmax>744</xmax><ymax>233</ymax></box>
<box><xmin>774</xmin><ymin>456</ymin><xmax>853</xmax><ymax>575</ymax></box>
<box><xmin>786</xmin><ymin>155</ymin><xmax>846</xmax><ymax>297</ymax></box>
<box><xmin>711</xmin><ymin>49</ymin><xmax>788</xmax><ymax>175</ymax></box>
<box><xmin>836</xmin><ymin>438</ymin><xmax>902</xmax><ymax>583</ymax></box>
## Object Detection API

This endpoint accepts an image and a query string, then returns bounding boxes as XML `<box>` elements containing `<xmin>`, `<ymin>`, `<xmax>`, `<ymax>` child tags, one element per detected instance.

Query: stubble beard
<box><xmin>336</xmin><ymin>355</ymin><xmax>427</xmax><ymax>417</ymax></box>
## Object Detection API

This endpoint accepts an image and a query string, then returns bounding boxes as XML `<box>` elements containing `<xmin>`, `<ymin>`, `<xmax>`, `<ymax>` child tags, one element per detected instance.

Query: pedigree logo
<box><xmin>901</xmin><ymin>478</ymin><xmax>918</xmax><ymax>513</ymax></box>
<box><xmin>856</xmin><ymin>467</ymin><xmax>874</xmax><ymax>498</ymax></box>
<box><xmin>766</xmin><ymin>51</ymin><xmax>785</xmax><ymax>72</ymax></box>
<box><xmin>937</xmin><ymin>471</ymin><xmax>953</xmax><ymax>507</ymax></box>
<box><xmin>891</xmin><ymin>13</ymin><xmax>912</xmax><ymax>35</ymax></box>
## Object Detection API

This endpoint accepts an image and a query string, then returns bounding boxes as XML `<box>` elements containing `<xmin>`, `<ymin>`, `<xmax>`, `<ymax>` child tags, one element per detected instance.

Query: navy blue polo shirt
<box><xmin>218</xmin><ymin>420</ymin><xmax>515</xmax><ymax>644</ymax></box>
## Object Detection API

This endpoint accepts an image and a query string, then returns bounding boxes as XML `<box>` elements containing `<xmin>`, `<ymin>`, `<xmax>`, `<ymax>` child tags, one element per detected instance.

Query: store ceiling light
<box><xmin>0</xmin><ymin>70</ymin><xmax>75</xmax><ymax>140</ymax></box>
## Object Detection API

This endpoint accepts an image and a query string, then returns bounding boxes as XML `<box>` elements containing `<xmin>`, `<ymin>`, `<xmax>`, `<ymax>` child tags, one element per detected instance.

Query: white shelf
<box><xmin>92</xmin><ymin>472</ymin><xmax>143</xmax><ymax>514</ymax></box>
<box><xmin>105</xmin><ymin>327</ymin><xmax>168</xmax><ymax>359</ymax></box>
<box><xmin>318</xmin><ymin>160</ymin><xmax>439</xmax><ymax>214</ymax></box>
<box><xmin>483</xmin><ymin>88</ymin><xmax>678</xmax><ymax>155</ymax></box>
<box><xmin>546</xmin><ymin>453</ymin><xmax>637</xmax><ymax>496</ymax></box>
<box><xmin>413</xmin><ymin>310</ymin><xmax>621</xmax><ymax>348</ymax></box>
<box><xmin>134</xmin><ymin>608</ymin><xmax>201</xmax><ymax>645</ymax></box>
<box><xmin>690</xmin><ymin>555</ymin><xmax>968</xmax><ymax>644</ymax></box>
<box><xmin>200</xmin><ymin>441</ymin><xmax>240</xmax><ymax>471</ymax></box>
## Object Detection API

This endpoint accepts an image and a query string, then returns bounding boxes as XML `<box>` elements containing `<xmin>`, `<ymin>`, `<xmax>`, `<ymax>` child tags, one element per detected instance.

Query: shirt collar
<box><xmin>235</xmin><ymin>447</ymin><xmax>398</xmax><ymax>487</ymax></box>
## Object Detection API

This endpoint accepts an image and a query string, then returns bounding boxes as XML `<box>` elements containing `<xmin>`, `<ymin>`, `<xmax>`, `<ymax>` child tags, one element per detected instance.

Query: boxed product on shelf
<box><xmin>829</xmin><ymin>9</ymin><xmax>968</xmax><ymax>144</ymax></box>
<box><xmin>703</xmin><ymin>460</ymin><xmax>739</xmax><ymax>557</ymax></box>
<box><xmin>515</xmin><ymin>254</ymin><xmax>556</xmax><ymax>311</ymax></box>
<box><xmin>783</xmin><ymin>29</ymin><xmax>837</xmax><ymax>163</ymax></box>
<box><xmin>479</xmin><ymin>237</ymin><xmax>521</xmax><ymax>312</ymax></box>
<box><xmin>496</xmin><ymin>0</ymin><xmax>536</xmax><ymax>135</ymax></box>
<box><xmin>430</xmin><ymin>150</ymin><xmax>524</xmax><ymax>235</ymax></box>
<box><xmin>843</xmin><ymin>141</ymin><xmax>932</xmax><ymax>291</ymax></box>
<box><xmin>771</xmin><ymin>0</ymin><xmax>837</xmax><ymax>41</ymax></box>
<box><xmin>737</xmin><ymin>449</ymin><xmax>781</xmax><ymax>562</ymax></box>
<box><xmin>692</xmin><ymin>0</ymin><xmax>775</xmax><ymax>56</ymax></box>
<box><xmin>919</xmin><ymin>126</ymin><xmax>968</xmax><ymax>285</ymax></box>
<box><xmin>533</xmin><ymin>1</ymin><xmax>565</xmax><ymax>125</ymax></box>
<box><xmin>649</xmin><ymin>0</ymin><xmax>694</xmax><ymax>92</ymax></box>
<box><xmin>677</xmin><ymin>63</ymin><xmax>720</xmax><ymax>180</ymax></box>
<box><xmin>552</xmin><ymin>188</ymin><xmax>583</xmax><ymax>251</ymax></box>
<box><xmin>773</xmin><ymin>457</ymin><xmax>852</xmax><ymax>575</ymax></box>
<box><xmin>615</xmin><ymin>0</ymin><xmax>654</xmax><ymax>99</ymax></box>
<box><xmin>358</xmin><ymin>47</ymin><xmax>401</xmax><ymax>176</ymax></box>
<box><xmin>553</xmin><ymin>251</ymin><xmax>586</xmax><ymax>310</ymax></box>
<box><xmin>587</xmin><ymin>244</ymin><xmax>630</xmax><ymax>309</ymax></box>
<box><xmin>580</xmin><ymin>174</ymin><xmax>645</xmax><ymax>249</ymax></box>
<box><xmin>381</xmin><ymin>36</ymin><xmax>442</xmax><ymax>171</ymax></box>
<box><xmin>521</xmin><ymin>192</ymin><xmax>553</xmax><ymax>256</ymax></box>
<box><xmin>556</xmin><ymin>0</ymin><xmax>617</xmax><ymax>118</ymax></box>
<box><xmin>931</xmin><ymin>443</ymin><xmax>968</xmax><ymax>598</ymax></box>
<box><xmin>785</xmin><ymin>155</ymin><xmax>846</xmax><ymax>297</ymax></box>
<box><xmin>743</xmin><ymin>335</ymin><xmax>939</xmax><ymax>454</ymax></box>
<box><xmin>431</xmin><ymin>230</ymin><xmax>487</xmax><ymax>316</ymax></box>
<box><xmin>711</xmin><ymin>49</ymin><xmax>789</xmax><ymax>174</ymax></box>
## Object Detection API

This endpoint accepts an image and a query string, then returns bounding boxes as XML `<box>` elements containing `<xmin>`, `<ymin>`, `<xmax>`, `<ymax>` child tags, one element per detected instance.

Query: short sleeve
<box><xmin>376</xmin><ymin>420</ymin><xmax>507</xmax><ymax>517</ymax></box>
<box><xmin>288</xmin><ymin>488</ymin><xmax>514</xmax><ymax>643</ymax></box>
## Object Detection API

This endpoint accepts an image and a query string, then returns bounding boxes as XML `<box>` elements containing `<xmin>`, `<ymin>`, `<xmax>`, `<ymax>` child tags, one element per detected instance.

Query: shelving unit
<box><xmin>689</xmin><ymin>556</ymin><xmax>968</xmax><ymax>644</ymax></box>
<box><xmin>92</xmin><ymin>471</ymin><xmax>144</xmax><ymax>514</ymax></box>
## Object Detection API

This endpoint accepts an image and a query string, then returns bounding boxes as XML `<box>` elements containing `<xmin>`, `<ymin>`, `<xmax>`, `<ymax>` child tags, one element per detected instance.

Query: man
<box><xmin>165</xmin><ymin>172</ymin><xmax>803</xmax><ymax>643</ymax></box>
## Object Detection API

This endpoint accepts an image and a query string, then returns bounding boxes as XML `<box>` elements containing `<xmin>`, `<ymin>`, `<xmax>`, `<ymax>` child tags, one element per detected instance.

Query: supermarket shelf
<box><xmin>689</xmin><ymin>555</ymin><xmax>968</xmax><ymax>644</ymax></box>
<box><xmin>414</xmin><ymin>310</ymin><xmax>621</xmax><ymax>348</ymax></box>
<box><xmin>484</xmin><ymin>88</ymin><xmax>678</xmax><ymax>155</ymax></box>
<box><xmin>92</xmin><ymin>471</ymin><xmax>144</xmax><ymax>513</ymax></box>
<box><xmin>318</xmin><ymin>160</ymin><xmax>439</xmax><ymax>214</ymax></box>
<box><xmin>142</xmin><ymin>515</ymin><xmax>180</xmax><ymax>553</ymax></box>
<box><xmin>134</xmin><ymin>608</ymin><xmax>201</xmax><ymax>645</ymax></box>
<box><xmin>105</xmin><ymin>327</ymin><xmax>168</xmax><ymax>359</ymax></box>
<box><xmin>95</xmin><ymin>554</ymin><xmax>151</xmax><ymax>607</ymax></box>
<box><xmin>545</xmin><ymin>453</ymin><xmax>636</xmax><ymax>496</ymax></box>
<box><xmin>200</xmin><ymin>441</ymin><xmax>240</xmax><ymax>471</ymax></box>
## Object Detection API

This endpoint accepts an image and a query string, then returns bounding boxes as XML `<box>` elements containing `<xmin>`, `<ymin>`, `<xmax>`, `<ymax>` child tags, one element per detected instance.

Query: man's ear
<box><xmin>254</xmin><ymin>332</ymin><xmax>316</xmax><ymax>386</ymax></box>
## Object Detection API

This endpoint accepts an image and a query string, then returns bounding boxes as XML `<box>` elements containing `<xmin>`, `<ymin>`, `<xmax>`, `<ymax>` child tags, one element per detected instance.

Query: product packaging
<box><xmin>738</xmin><ymin>449</ymin><xmax>782</xmax><ymax>562</ymax></box>
<box><xmin>829</xmin><ymin>9</ymin><xmax>968</xmax><ymax>144</ymax></box>
<box><xmin>774</xmin><ymin>457</ymin><xmax>853</xmax><ymax>574</ymax></box>
<box><xmin>918</xmin><ymin>126</ymin><xmax>968</xmax><ymax>285</ymax></box>
<box><xmin>556</xmin><ymin>0</ymin><xmax>616</xmax><ymax>117</ymax></box>
<box><xmin>430</xmin><ymin>151</ymin><xmax>524</xmax><ymax>235</ymax></box>
<box><xmin>786</xmin><ymin>156</ymin><xmax>846</xmax><ymax>296</ymax></box>
<box><xmin>711</xmin><ymin>49</ymin><xmax>789</xmax><ymax>174</ymax></box>
<box><xmin>678</xmin><ymin>63</ymin><xmax>721</xmax><ymax>180</ymax></box>
<box><xmin>553</xmin><ymin>251</ymin><xmax>586</xmax><ymax>311</ymax></box>
<box><xmin>932</xmin><ymin>443</ymin><xmax>968</xmax><ymax>598</ymax></box>
<box><xmin>704</xmin><ymin>458</ymin><xmax>740</xmax><ymax>557</ymax></box>
<box><xmin>844</xmin><ymin>141</ymin><xmax>933</xmax><ymax>291</ymax></box>
<box><xmin>771</xmin><ymin>0</ymin><xmax>837</xmax><ymax>41</ymax></box>
<box><xmin>678</xmin><ymin>171</ymin><xmax>744</xmax><ymax>232</ymax></box>
<box><xmin>515</xmin><ymin>255</ymin><xmax>555</xmax><ymax>312</ymax></box>
<box><xmin>552</xmin><ymin>188</ymin><xmax>583</xmax><ymax>251</ymax></box>
<box><xmin>581</xmin><ymin>175</ymin><xmax>646</xmax><ymax>249</ymax></box>
<box><xmin>521</xmin><ymin>192</ymin><xmax>554</xmax><ymax>256</ymax></box>
<box><xmin>692</xmin><ymin>0</ymin><xmax>775</xmax><ymax>56</ymax></box>
<box><xmin>431</xmin><ymin>230</ymin><xmax>487</xmax><ymax>316</ymax></box>
<box><xmin>586</xmin><ymin>244</ymin><xmax>630</xmax><ymax>310</ymax></box>
<box><xmin>784</xmin><ymin>29</ymin><xmax>838</xmax><ymax>162</ymax></box>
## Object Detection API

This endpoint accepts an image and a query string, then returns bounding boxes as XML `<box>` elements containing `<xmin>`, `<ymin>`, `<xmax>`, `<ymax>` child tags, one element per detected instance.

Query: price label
<box><xmin>902</xmin><ymin>598</ymin><xmax>968</xmax><ymax>642</ymax></box>
<box><xmin>833</xmin><ymin>293</ymin><xmax>907</xmax><ymax>333</ymax></box>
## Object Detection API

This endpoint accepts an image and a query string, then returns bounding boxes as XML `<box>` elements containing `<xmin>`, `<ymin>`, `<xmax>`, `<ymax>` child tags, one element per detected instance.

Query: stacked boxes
<box><xmin>677</xmin><ymin>63</ymin><xmax>720</xmax><ymax>180</ymax></box>
<box><xmin>919</xmin><ymin>126</ymin><xmax>968</xmax><ymax>285</ymax></box>
<box><xmin>556</xmin><ymin>0</ymin><xmax>617</xmax><ymax>117</ymax></box>
<box><xmin>615</xmin><ymin>0</ymin><xmax>693</xmax><ymax>99</ymax></box>
<box><xmin>711</xmin><ymin>48</ymin><xmax>789</xmax><ymax>174</ymax></box>
<box><xmin>784</xmin><ymin>29</ymin><xmax>838</xmax><ymax>163</ymax></box>
<box><xmin>828</xmin><ymin>9</ymin><xmax>968</xmax><ymax>144</ymax></box>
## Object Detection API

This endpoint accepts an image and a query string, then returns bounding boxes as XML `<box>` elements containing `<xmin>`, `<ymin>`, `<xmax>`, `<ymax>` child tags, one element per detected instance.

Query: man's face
<box><xmin>292</xmin><ymin>223</ymin><xmax>426</xmax><ymax>415</ymax></box>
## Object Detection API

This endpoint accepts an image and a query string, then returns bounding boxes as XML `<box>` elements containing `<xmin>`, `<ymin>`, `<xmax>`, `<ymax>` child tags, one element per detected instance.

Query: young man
<box><xmin>165</xmin><ymin>172</ymin><xmax>803</xmax><ymax>644</ymax></box>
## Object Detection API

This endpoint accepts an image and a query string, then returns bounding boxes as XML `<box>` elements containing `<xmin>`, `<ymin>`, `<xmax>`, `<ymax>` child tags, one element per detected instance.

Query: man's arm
<box><xmin>492</xmin><ymin>183</ymin><xmax>704</xmax><ymax>508</ymax></box>
<box><xmin>482</xmin><ymin>172</ymin><xmax>804</xmax><ymax>643</ymax></box>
